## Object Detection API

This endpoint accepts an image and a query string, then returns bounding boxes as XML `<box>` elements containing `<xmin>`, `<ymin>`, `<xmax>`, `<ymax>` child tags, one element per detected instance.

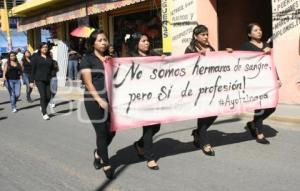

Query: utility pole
<box><xmin>4</xmin><ymin>0</ymin><xmax>12</xmax><ymax>51</ymax></box>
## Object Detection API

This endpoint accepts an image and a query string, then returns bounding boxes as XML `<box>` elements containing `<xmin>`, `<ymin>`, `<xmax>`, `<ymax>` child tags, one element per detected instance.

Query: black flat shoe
<box><xmin>93</xmin><ymin>149</ymin><xmax>102</xmax><ymax>170</ymax></box>
<box><xmin>133</xmin><ymin>142</ymin><xmax>145</xmax><ymax>159</ymax></box>
<box><xmin>147</xmin><ymin>165</ymin><xmax>159</xmax><ymax>170</ymax></box>
<box><xmin>147</xmin><ymin>161</ymin><xmax>159</xmax><ymax>170</ymax></box>
<box><xmin>191</xmin><ymin>129</ymin><xmax>200</xmax><ymax>148</ymax></box>
<box><xmin>256</xmin><ymin>137</ymin><xmax>270</xmax><ymax>144</ymax></box>
<box><xmin>103</xmin><ymin>166</ymin><xmax>114</xmax><ymax>179</ymax></box>
<box><xmin>246</xmin><ymin>122</ymin><xmax>257</xmax><ymax>138</ymax></box>
<box><xmin>202</xmin><ymin>145</ymin><xmax>215</xmax><ymax>156</ymax></box>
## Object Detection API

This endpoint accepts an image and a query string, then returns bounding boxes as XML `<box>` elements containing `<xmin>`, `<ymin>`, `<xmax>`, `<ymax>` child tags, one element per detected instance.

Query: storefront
<box><xmin>110</xmin><ymin>9</ymin><xmax>162</xmax><ymax>56</ymax></box>
<box><xmin>162</xmin><ymin>0</ymin><xmax>300</xmax><ymax>104</ymax></box>
<box><xmin>11</xmin><ymin>0</ymin><xmax>162</xmax><ymax>54</ymax></box>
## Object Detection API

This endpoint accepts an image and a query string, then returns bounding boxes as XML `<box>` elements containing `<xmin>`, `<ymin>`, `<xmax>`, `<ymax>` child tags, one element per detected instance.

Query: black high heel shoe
<box><xmin>246</xmin><ymin>122</ymin><xmax>270</xmax><ymax>144</ymax></box>
<box><xmin>202</xmin><ymin>144</ymin><xmax>215</xmax><ymax>156</ymax></box>
<box><xmin>256</xmin><ymin>137</ymin><xmax>270</xmax><ymax>144</ymax></box>
<box><xmin>93</xmin><ymin>149</ymin><xmax>102</xmax><ymax>170</ymax></box>
<box><xmin>133</xmin><ymin>141</ymin><xmax>145</xmax><ymax>159</ymax></box>
<box><xmin>103</xmin><ymin>166</ymin><xmax>114</xmax><ymax>179</ymax></box>
<box><xmin>191</xmin><ymin>129</ymin><xmax>200</xmax><ymax>148</ymax></box>
<box><xmin>147</xmin><ymin>160</ymin><xmax>159</xmax><ymax>170</ymax></box>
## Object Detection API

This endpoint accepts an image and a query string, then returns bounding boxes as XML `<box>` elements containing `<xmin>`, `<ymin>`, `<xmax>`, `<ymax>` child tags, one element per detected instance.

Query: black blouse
<box><xmin>22</xmin><ymin>58</ymin><xmax>32</xmax><ymax>74</ymax></box>
<box><xmin>240</xmin><ymin>41</ymin><xmax>270</xmax><ymax>52</ymax></box>
<box><xmin>5</xmin><ymin>65</ymin><xmax>22</xmax><ymax>80</ymax></box>
<box><xmin>184</xmin><ymin>44</ymin><xmax>215</xmax><ymax>54</ymax></box>
<box><xmin>80</xmin><ymin>53</ymin><xmax>107</xmax><ymax>99</ymax></box>
<box><xmin>128</xmin><ymin>50</ymin><xmax>159</xmax><ymax>57</ymax></box>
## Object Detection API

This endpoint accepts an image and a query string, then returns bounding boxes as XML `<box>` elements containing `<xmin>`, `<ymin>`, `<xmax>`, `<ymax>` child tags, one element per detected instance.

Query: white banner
<box><xmin>104</xmin><ymin>52</ymin><xmax>279</xmax><ymax>131</ymax></box>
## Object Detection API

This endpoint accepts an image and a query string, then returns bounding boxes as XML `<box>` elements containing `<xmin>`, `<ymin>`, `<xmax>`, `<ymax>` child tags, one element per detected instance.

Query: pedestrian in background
<box><xmin>16</xmin><ymin>48</ymin><xmax>23</xmax><ymax>63</ymax></box>
<box><xmin>68</xmin><ymin>48</ymin><xmax>79</xmax><ymax>80</ymax></box>
<box><xmin>49</xmin><ymin>52</ymin><xmax>59</xmax><ymax>108</ymax></box>
<box><xmin>30</xmin><ymin>42</ymin><xmax>56</xmax><ymax>120</ymax></box>
<box><xmin>2</xmin><ymin>52</ymin><xmax>22</xmax><ymax>113</ymax></box>
<box><xmin>20</xmin><ymin>50</ymin><xmax>33</xmax><ymax>102</ymax></box>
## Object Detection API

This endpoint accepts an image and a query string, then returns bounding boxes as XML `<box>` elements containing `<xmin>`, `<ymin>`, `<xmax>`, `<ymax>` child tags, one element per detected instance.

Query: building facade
<box><xmin>11</xmin><ymin>0</ymin><xmax>300</xmax><ymax>104</ymax></box>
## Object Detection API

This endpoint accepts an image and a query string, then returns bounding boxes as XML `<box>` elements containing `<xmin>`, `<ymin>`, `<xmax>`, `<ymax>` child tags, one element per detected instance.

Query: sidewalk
<box><xmin>1</xmin><ymin>82</ymin><xmax>299</xmax><ymax>125</ymax></box>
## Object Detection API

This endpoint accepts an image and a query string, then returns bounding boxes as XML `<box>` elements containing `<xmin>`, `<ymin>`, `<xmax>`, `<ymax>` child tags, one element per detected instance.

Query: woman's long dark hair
<box><xmin>247</xmin><ymin>23</ymin><xmax>262</xmax><ymax>40</ymax></box>
<box><xmin>37</xmin><ymin>42</ymin><xmax>51</xmax><ymax>57</ymax></box>
<box><xmin>6</xmin><ymin>52</ymin><xmax>22</xmax><ymax>71</ymax></box>
<box><xmin>21</xmin><ymin>50</ymin><xmax>31</xmax><ymax>62</ymax></box>
<box><xmin>87</xmin><ymin>29</ymin><xmax>109</xmax><ymax>55</ymax></box>
<box><xmin>128</xmin><ymin>32</ymin><xmax>151</xmax><ymax>56</ymax></box>
<box><xmin>189</xmin><ymin>24</ymin><xmax>208</xmax><ymax>48</ymax></box>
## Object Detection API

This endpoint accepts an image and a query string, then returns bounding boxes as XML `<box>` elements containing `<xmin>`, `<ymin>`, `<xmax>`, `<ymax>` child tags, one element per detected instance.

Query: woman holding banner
<box><xmin>128</xmin><ymin>32</ymin><xmax>160</xmax><ymax>170</ymax></box>
<box><xmin>240</xmin><ymin>23</ymin><xmax>278</xmax><ymax>144</ymax></box>
<box><xmin>185</xmin><ymin>24</ymin><xmax>217</xmax><ymax>156</ymax></box>
<box><xmin>80</xmin><ymin>30</ymin><xmax>115</xmax><ymax>179</ymax></box>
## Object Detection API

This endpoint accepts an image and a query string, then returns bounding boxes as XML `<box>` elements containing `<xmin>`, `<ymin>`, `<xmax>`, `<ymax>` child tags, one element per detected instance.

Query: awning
<box><xmin>13</xmin><ymin>0</ymin><xmax>147</xmax><ymax>31</ymax></box>
<box><xmin>11</xmin><ymin>0</ymin><xmax>62</xmax><ymax>16</ymax></box>
<box><xmin>88</xmin><ymin>0</ymin><xmax>146</xmax><ymax>15</ymax></box>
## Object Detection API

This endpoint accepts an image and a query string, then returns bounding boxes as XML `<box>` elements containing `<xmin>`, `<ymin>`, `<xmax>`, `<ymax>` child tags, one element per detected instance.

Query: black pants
<box><xmin>35</xmin><ymin>81</ymin><xmax>51</xmax><ymax>115</ymax></box>
<box><xmin>253</xmin><ymin>108</ymin><xmax>276</xmax><ymax>134</ymax></box>
<box><xmin>84</xmin><ymin>96</ymin><xmax>115</xmax><ymax>166</ymax></box>
<box><xmin>196</xmin><ymin>116</ymin><xmax>217</xmax><ymax>146</ymax></box>
<box><xmin>137</xmin><ymin>124</ymin><xmax>160</xmax><ymax>161</ymax></box>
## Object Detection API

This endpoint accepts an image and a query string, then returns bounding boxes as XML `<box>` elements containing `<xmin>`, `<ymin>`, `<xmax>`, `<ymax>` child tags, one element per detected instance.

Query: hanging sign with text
<box><xmin>104</xmin><ymin>52</ymin><xmax>279</xmax><ymax>131</ymax></box>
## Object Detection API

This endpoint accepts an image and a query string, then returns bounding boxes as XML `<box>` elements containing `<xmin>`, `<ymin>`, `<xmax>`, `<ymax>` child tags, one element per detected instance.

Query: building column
<box><xmin>27</xmin><ymin>29</ymin><xmax>34</xmax><ymax>53</ymax></box>
<box><xmin>33</xmin><ymin>28</ymin><xmax>41</xmax><ymax>50</ymax></box>
<box><xmin>56</xmin><ymin>22</ymin><xmax>66</xmax><ymax>41</ymax></box>
<box><xmin>98</xmin><ymin>13</ymin><xmax>108</xmax><ymax>37</ymax></box>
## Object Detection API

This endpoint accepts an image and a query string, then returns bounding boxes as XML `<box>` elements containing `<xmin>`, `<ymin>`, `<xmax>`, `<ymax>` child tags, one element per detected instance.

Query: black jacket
<box><xmin>30</xmin><ymin>54</ymin><xmax>55</xmax><ymax>83</ymax></box>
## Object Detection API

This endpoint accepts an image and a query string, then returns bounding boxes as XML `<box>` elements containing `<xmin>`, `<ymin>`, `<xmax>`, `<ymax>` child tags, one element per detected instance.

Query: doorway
<box><xmin>217</xmin><ymin>0</ymin><xmax>272</xmax><ymax>50</ymax></box>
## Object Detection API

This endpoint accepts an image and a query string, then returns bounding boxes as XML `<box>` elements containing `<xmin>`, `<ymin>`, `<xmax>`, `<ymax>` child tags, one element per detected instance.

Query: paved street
<box><xmin>0</xmin><ymin>90</ymin><xmax>300</xmax><ymax>191</ymax></box>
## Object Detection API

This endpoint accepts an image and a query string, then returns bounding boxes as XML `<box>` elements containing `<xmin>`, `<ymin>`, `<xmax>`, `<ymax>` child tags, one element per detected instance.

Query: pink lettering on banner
<box><xmin>103</xmin><ymin>52</ymin><xmax>279</xmax><ymax>131</ymax></box>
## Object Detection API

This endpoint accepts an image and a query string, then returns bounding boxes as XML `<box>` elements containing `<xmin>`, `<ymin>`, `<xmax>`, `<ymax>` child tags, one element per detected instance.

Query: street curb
<box><xmin>239</xmin><ymin>113</ymin><xmax>300</xmax><ymax>125</ymax></box>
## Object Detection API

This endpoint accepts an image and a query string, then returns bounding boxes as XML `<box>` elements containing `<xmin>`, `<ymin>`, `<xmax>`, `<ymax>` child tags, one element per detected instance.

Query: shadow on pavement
<box><xmin>48</xmin><ymin>108</ymin><xmax>78</xmax><ymax>118</ymax></box>
<box><xmin>0</xmin><ymin>116</ymin><xmax>8</xmax><ymax>121</ymax></box>
<box><xmin>32</xmin><ymin>98</ymin><xmax>40</xmax><ymax>102</ymax></box>
<box><xmin>0</xmin><ymin>101</ymin><xmax>10</xmax><ymax>105</ymax></box>
<box><xmin>95</xmin><ymin>123</ymin><xmax>278</xmax><ymax>190</ymax></box>
<box><xmin>55</xmin><ymin>100</ymin><xmax>75</xmax><ymax>107</ymax></box>
<box><xmin>18</xmin><ymin>104</ymin><xmax>40</xmax><ymax>111</ymax></box>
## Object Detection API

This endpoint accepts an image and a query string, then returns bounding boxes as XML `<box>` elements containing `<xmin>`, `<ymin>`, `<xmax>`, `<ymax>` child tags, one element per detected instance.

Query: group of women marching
<box><xmin>1</xmin><ymin>43</ymin><xmax>58</xmax><ymax>120</ymax></box>
<box><xmin>80</xmin><ymin>22</ymin><xmax>281</xmax><ymax>179</ymax></box>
